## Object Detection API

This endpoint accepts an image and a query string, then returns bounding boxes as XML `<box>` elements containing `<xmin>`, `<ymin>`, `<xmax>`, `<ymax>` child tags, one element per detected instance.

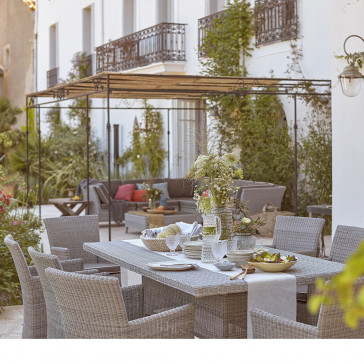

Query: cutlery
<box><xmin>230</xmin><ymin>269</ymin><xmax>245</xmax><ymax>280</ymax></box>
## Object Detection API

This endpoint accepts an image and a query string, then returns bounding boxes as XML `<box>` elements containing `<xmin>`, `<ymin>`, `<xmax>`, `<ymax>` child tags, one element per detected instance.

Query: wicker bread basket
<box><xmin>140</xmin><ymin>234</ymin><xmax>200</xmax><ymax>252</ymax></box>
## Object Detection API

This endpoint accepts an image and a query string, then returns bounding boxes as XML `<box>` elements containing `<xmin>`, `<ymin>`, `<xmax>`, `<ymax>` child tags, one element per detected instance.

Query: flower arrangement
<box><xmin>187</xmin><ymin>153</ymin><xmax>243</xmax><ymax>215</ymax></box>
<box><xmin>142</xmin><ymin>184</ymin><xmax>163</xmax><ymax>203</ymax></box>
<box><xmin>230</xmin><ymin>199</ymin><xmax>264</xmax><ymax>235</ymax></box>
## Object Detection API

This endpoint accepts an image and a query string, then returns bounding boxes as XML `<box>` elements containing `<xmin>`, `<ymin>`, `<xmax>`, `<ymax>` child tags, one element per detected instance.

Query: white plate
<box><xmin>147</xmin><ymin>262</ymin><xmax>195</xmax><ymax>271</ymax></box>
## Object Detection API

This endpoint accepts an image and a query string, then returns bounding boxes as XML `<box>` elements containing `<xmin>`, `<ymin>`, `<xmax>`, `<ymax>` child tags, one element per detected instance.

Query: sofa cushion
<box><xmin>100</xmin><ymin>180</ymin><xmax>122</xmax><ymax>198</ymax></box>
<box><xmin>136</xmin><ymin>182</ymin><xmax>170</xmax><ymax>200</ymax></box>
<box><xmin>114</xmin><ymin>184</ymin><xmax>135</xmax><ymax>201</ymax></box>
<box><xmin>132</xmin><ymin>190</ymin><xmax>148</xmax><ymax>202</ymax></box>
<box><xmin>94</xmin><ymin>184</ymin><xmax>109</xmax><ymax>204</ymax></box>
<box><xmin>152</xmin><ymin>182</ymin><xmax>170</xmax><ymax>200</ymax></box>
<box><xmin>167</xmin><ymin>178</ymin><xmax>194</xmax><ymax>198</ymax></box>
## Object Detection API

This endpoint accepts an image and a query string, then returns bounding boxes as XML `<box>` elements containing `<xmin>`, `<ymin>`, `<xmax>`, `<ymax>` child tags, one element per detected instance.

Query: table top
<box><xmin>84</xmin><ymin>240</ymin><xmax>344</xmax><ymax>298</ymax></box>
<box><xmin>125</xmin><ymin>210</ymin><xmax>195</xmax><ymax>217</ymax></box>
<box><xmin>49</xmin><ymin>198</ymin><xmax>87</xmax><ymax>205</ymax></box>
<box><xmin>307</xmin><ymin>204</ymin><xmax>332</xmax><ymax>215</ymax></box>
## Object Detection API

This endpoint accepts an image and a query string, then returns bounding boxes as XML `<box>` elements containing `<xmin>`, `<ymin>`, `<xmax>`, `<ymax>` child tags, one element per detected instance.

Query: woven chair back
<box><xmin>45</xmin><ymin>268</ymin><xmax>128</xmax><ymax>338</ymax></box>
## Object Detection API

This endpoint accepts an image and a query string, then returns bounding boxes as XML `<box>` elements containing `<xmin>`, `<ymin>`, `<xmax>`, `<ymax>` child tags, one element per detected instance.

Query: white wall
<box><xmin>331</xmin><ymin>0</ymin><xmax>364</xmax><ymax>231</ymax></box>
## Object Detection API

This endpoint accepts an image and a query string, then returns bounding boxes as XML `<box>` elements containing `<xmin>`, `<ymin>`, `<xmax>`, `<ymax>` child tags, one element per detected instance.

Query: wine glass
<box><xmin>177</xmin><ymin>233</ymin><xmax>191</xmax><ymax>253</ymax></box>
<box><xmin>165</xmin><ymin>235</ymin><xmax>179</xmax><ymax>256</ymax></box>
<box><xmin>211</xmin><ymin>240</ymin><xmax>228</xmax><ymax>263</ymax></box>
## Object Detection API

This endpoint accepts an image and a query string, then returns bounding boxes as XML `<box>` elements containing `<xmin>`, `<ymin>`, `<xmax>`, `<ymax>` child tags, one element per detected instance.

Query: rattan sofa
<box><xmin>83</xmin><ymin>178</ymin><xmax>286</xmax><ymax>223</ymax></box>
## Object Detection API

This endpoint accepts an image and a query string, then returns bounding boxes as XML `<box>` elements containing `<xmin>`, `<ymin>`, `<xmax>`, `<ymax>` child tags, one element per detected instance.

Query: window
<box><xmin>156</xmin><ymin>0</ymin><xmax>173</xmax><ymax>23</ymax></box>
<box><xmin>255</xmin><ymin>0</ymin><xmax>298</xmax><ymax>46</ymax></box>
<box><xmin>49</xmin><ymin>23</ymin><xmax>58</xmax><ymax>69</ymax></box>
<box><xmin>122</xmin><ymin>0</ymin><xmax>135</xmax><ymax>35</ymax></box>
<box><xmin>3</xmin><ymin>45</ymin><xmax>10</xmax><ymax>70</ymax></box>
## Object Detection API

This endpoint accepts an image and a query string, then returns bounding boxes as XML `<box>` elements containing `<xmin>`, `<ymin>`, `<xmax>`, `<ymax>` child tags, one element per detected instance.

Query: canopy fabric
<box><xmin>26</xmin><ymin>72</ymin><xmax>331</xmax><ymax>105</ymax></box>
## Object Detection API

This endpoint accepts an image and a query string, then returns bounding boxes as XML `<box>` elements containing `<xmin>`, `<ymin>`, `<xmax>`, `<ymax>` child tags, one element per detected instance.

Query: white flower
<box><xmin>242</xmin><ymin>217</ymin><xmax>251</xmax><ymax>224</ymax></box>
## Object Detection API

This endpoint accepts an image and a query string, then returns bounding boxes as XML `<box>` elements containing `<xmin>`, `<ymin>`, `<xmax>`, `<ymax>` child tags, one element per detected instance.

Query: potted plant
<box><xmin>230</xmin><ymin>199</ymin><xmax>265</xmax><ymax>250</ymax></box>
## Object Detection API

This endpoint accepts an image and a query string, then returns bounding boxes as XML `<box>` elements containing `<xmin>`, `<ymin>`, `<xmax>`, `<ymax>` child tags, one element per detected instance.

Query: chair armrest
<box><xmin>50</xmin><ymin>247</ymin><xmax>70</xmax><ymax>261</ymax></box>
<box><xmin>121</xmin><ymin>284</ymin><xmax>144</xmax><ymax>321</ymax></box>
<box><xmin>126</xmin><ymin>304</ymin><xmax>195</xmax><ymax>339</ymax></box>
<box><xmin>29</xmin><ymin>265</ymin><xmax>38</xmax><ymax>276</ymax></box>
<box><xmin>251</xmin><ymin>308</ymin><xmax>318</xmax><ymax>339</ymax></box>
<box><xmin>60</xmin><ymin>258</ymin><xmax>84</xmax><ymax>272</ymax></box>
<box><xmin>74</xmin><ymin>269</ymin><xmax>100</xmax><ymax>275</ymax></box>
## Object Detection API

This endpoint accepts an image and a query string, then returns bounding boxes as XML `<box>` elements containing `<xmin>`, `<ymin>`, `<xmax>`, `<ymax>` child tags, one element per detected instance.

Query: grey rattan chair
<box><xmin>44</xmin><ymin>215</ymin><xmax>119</xmax><ymax>273</ymax></box>
<box><xmin>252</xmin><ymin>277</ymin><xmax>364</xmax><ymax>339</ymax></box>
<box><xmin>45</xmin><ymin>267</ymin><xmax>195</xmax><ymax>339</ymax></box>
<box><xmin>4</xmin><ymin>235</ymin><xmax>47</xmax><ymax>339</ymax></box>
<box><xmin>297</xmin><ymin>224</ymin><xmax>364</xmax><ymax>325</ymax></box>
<box><xmin>27</xmin><ymin>247</ymin><xmax>98</xmax><ymax>339</ymax></box>
<box><xmin>272</xmin><ymin>216</ymin><xmax>325</xmax><ymax>257</ymax></box>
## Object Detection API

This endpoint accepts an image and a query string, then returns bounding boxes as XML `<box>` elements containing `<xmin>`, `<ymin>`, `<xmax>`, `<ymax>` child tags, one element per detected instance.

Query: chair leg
<box><xmin>125</xmin><ymin>226</ymin><xmax>128</xmax><ymax>233</ymax></box>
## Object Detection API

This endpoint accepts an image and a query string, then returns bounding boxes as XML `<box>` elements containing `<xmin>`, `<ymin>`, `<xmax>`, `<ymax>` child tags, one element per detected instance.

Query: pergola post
<box><xmin>26</xmin><ymin>97</ymin><xmax>29</xmax><ymax>209</ymax></box>
<box><xmin>86</xmin><ymin>95</ymin><xmax>90</xmax><ymax>215</ymax></box>
<box><xmin>38</xmin><ymin>105</ymin><xmax>42</xmax><ymax>218</ymax></box>
<box><xmin>294</xmin><ymin>94</ymin><xmax>298</xmax><ymax>216</ymax></box>
<box><xmin>107</xmin><ymin>75</ymin><xmax>111</xmax><ymax>241</ymax></box>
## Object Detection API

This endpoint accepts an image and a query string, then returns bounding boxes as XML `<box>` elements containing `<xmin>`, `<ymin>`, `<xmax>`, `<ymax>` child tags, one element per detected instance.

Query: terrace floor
<box><xmin>0</xmin><ymin>204</ymin><xmax>332</xmax><ymax>339</ymax></box>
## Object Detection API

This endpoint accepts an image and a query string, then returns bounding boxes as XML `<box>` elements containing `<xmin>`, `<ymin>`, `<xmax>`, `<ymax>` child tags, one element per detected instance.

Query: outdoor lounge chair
<box><xmin>27</xmin><ymin>247</ymin><xmax>99</xmax><ymax>339</ymax></box>
<box><xmin>45</xmin><ymin>267</ymin><xmax>195</xmax><ymax>339</ymax></box>
<box><xmin>297</xmin><ymin>224</ymin><xmax>364</xmax><ymax>326</ymax></box>
<box><xmin>272</xmin><ymin>216</ymin><xmax>325</xmax><ymax>257</ymax></box>
<box><xmin>4</xmin><ymin>235</ymin><xmax>47</xmax><ymax>339</ymax></box>
<box><xmin>251</xmin><ymin>277</ymin><xmax>364</xmax><ymax>339</ymax></box>
<box><xmin>43</xmin><ymin>215</ymin><xmax>120</xmax><ymax>273</ymax></box>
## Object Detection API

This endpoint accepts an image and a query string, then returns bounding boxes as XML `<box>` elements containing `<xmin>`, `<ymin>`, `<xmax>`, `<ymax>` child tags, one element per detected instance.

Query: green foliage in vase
<box><xmin>187</xmin><ymin>153</ymin><xmax>242</xmax><ymax>213</ymax></box>
<box><xmin>117</xmin><ymin>101</ymin><xmax>167</xmax><ymax>178</ymax></box>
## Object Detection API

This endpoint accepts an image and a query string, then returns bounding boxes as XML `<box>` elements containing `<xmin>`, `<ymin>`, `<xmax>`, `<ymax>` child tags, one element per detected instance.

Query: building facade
<box><xmin>0</xmin><ymin>0</ymin><xmax>34</xmax><ymax>126</ymax></box>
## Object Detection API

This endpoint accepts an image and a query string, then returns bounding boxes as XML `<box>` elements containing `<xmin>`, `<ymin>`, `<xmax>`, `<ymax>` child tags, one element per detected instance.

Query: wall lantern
<box><xmin>339</xmin><ymin>35</ymin><xmax>364</xmax><ymax>97</ymax></box>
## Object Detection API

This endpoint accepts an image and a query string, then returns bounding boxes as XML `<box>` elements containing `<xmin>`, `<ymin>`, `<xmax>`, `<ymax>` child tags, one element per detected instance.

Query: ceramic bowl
<box><xmin>249</xmin><ymin>259</ymin><xmax>297</xmax><ymax>272</ymax></box>
<box><xmin>214</xmin><ymin>261</ymin><xmax>235</xmax><ymax>271</ymax></box>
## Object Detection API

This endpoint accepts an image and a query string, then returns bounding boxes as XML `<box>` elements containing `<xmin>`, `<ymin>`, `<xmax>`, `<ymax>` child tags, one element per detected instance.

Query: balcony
<box><xmin>47</xmin><ymin>67</ymin><xmax>58</xmax><ymax>88</ymax></box>
<box><xmin>255</xmin><ymin>0</ymin><xmax>298</xmax><ymax>46</ymax></box>
<box><xmin>96</xmin><ymin>23</ymin><xmax>186</xmax><ymax>73</ymax></box>
<box><xmin>198</xmin><ymin>11</ymin><xmax>226</xmax><ymax>58</ymax></box>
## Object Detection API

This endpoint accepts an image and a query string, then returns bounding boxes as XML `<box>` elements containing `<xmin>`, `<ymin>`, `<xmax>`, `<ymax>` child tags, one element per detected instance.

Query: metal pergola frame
<box><xmin>26</xmin><ymin>72</ymin><xmax>331</xmax><ymax>239</ymax></box>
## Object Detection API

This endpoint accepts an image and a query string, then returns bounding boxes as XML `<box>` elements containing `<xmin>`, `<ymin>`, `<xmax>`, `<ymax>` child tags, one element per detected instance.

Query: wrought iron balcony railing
<box><xmin>96</xmin><ymin>23</ymin><xmax>186</xmax><ymax>73</ymax></box>
<box><xmin>198</xmin><ymin>11</ymin><xmax>226</xmax><ymax>58</ymax></box>
<box><xmin>255</xmin><ymin>0</ymin><xmax>298</xmax><ymax>46</ymax></box>
<box><xmin>47</xmin><ymin>67</ymin><xmax>58</xmax><ymax>88</ymax></box>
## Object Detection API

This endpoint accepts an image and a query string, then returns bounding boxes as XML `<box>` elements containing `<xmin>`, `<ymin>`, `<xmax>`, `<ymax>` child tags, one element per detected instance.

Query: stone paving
<box><xmin>0</xmin><ymin>204</ymin><xmax>332</xmax><ymax>339</ymax></box>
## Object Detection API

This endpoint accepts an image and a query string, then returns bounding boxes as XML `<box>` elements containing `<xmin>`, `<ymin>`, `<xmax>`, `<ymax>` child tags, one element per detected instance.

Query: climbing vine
<box><xmin>117</xmin><ymin>101</ymin><xmax>167</xmax><ymax>178</ymax></box>
<box><xmin>200</xmin><ymin>0</ymin><xmax>295</xmax><ymax>210</ymax></box>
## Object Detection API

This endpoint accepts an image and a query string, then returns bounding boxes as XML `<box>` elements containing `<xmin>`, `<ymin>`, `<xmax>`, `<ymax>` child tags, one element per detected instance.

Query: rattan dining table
<box><xmin>83</xmin><ymin>240</ymin><xmax>344</xmax><ymax>339</ymax></box>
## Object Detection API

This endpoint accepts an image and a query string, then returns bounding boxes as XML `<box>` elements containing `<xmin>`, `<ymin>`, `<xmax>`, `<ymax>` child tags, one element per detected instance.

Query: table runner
<box><xmin>124</xmin><ymin>239</ymin><xmax>296</xmax><ymax>338</ymax></box>
<box><xmin>127</xmin><ymin>210</ymin><xmax>164</xmax><ymax>228</ymax></box>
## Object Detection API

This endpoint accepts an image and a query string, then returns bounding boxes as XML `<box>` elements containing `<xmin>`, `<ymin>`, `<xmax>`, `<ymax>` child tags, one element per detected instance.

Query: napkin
<box><xmin>176</xmin><ymin>221</ymin><xmax>202</xmax><ymax>236</ymax></box>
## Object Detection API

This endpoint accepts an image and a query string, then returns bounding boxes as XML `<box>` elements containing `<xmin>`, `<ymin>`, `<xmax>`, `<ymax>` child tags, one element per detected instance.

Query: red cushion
<box><xmin>114</xmin><ymin>184</ymin><xmax>135</xmax><ymax>201</ymax></box>
<box><xmin>201</xmin><ymin>190</ymin><xmax>209</xmax><ymax>197</ymax></box>
<box><xmin>131</xmin><ymin>190</ymin><xmax>148</xmax><ymax>202</ymax></box>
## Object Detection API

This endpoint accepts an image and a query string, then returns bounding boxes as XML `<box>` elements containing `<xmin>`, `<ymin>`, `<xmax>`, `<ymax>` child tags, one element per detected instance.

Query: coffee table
<box><xmin>48</xmin><ymin>198</ymin><xmax>88</xmax><ymax>216</ymax></box>
<box><xmin>125</xmin><ymin>210</ymin><xmax>197</xmax><ymax>232</ymax></box>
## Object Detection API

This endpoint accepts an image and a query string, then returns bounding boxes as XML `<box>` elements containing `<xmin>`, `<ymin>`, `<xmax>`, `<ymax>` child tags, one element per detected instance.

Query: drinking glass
<box><xmin>165</xmin><ymin>235</ymin><xmax>179</xmax><ymax>256</ymax></box>
<box><xmin>177</xmin><ymin>233</ymin><xmax>191</xmax><ymax>253</ymax></box>
<box><xmin>211</xmin><ymin>240</ymin><xmax>228</xmax><ymax>262</ymax></box>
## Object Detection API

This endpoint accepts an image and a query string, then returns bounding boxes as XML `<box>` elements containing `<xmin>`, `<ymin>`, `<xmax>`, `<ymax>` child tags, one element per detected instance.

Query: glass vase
<box><xmin>148</xmin><ymin>199</ymin><xmax>155</xmax><ymax>210</ymax></box>
<box><xmin>232</xmin><ymin>234</ymin><xmax>257</xmax><ymax>250</ymax></box>
<box><xmin>211</xmin><ymin>205</ymin><xmax>233</xmax><ymax>241</ymax></box>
